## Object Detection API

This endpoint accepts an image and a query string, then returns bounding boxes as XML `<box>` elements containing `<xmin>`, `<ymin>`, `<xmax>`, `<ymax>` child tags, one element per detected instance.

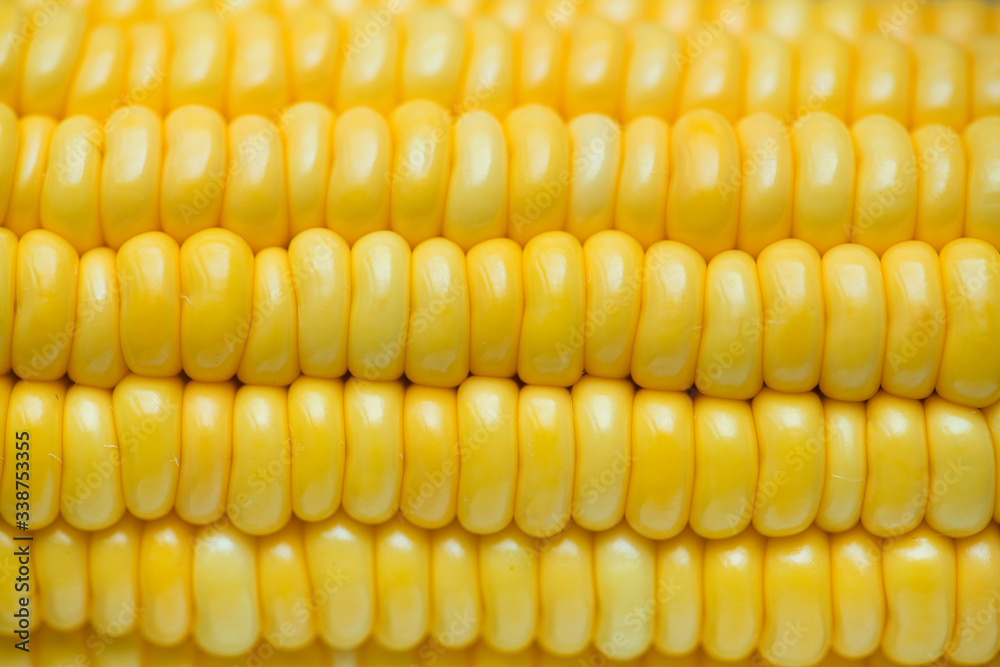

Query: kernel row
<box><xmin>6</xmin><ymin>226</ymin><xmax>1000</xmax><ymax>407</ymax></box>
<box><xmin>2</xmin><ymin>102</ymin><xmax>998</xmax><ymax>258</ymax></box>
<box><xmin>3</xmin><ymin>373</ymin><xmax>998</xmax><ymax>541</ymax></box>
<box><xmin>19</xmin><ymin>0</ymin><xmax>1000</xmax><ymax>46</ymax></box>
<box><xmin>5</xmin><ymin>3</ymin><xmax>1000</xmax><ymax>124</ymax></box>
<box><xmin>2</xmin><ymin>516</ymin><xmax>995</xmax><ymax>666</ymax></box>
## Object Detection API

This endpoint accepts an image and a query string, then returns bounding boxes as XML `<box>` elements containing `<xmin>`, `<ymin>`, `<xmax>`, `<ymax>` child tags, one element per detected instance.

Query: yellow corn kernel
<box><xmin>0</xmin><ymin>5</ymin><xmax>23</xmax><ymax>110</ymax></box>
<box><xmin>11</xmin><ymin>230</ymin><xmax>77</xmax><ymax>381</ymax></box>
<box><xmin>937</xmin><ymin>238</ymin><xmax>1000</xmax><ymax>408</ymax></box>
<box><xmin>563</xmin><ymin>17</ymin><xmax>624</xmax><ymax>119</ymax></box>
<box><xmin>343</xmin><ymin>377</ymin><xmax>404</xmax><ymax>524</ymax></box>
<box><xmin>696</xmin><ymin>250</ymin><xmax>763</xmax><ymax>400</ymax></box>
<box><xmin>516</xmin><ymin>19</ymin><xmax>561</xmax><ymax>109</ymax></box>
<box><xmin>40</xmin><ymin>115</ymin><xmax>104</xmax><ymax>254</ymax></box>
<box><xmin>466</xmin><ymin>238</ymin><xmax>522</xmax><ymax>378</ymax></box>
<box><xmin>192</xmin><ymin>523</ymin><xmax>260</xmax><ymax>657</ymax></box>
<box><xmin>791</xmin><ymin>111</ymin><xmax>854</xmax><ymax>254</ymax></box>
<box><xmin>830</xmin><ymin>525</ymin><xmax>884</xmax><ymax>659</ymax></box>
<box><xmin>582</xmin><ymin>230</ymin><xmax>642</xmax><ymax>379</ymax></box>
<box><xmin>160</xmin><ymin>105</ymin><xmax>227</xmax><ymax>243</ymax></box>
<box><xmin>566</xmin><ymin>114</ymin><xmax>620</xmax><ymax>241</ymax></box>
<box><xmin>702</xmin><ymin>528</ymin><xmax>764</xmax><ymax>661</ymax></box>
<box><xmin>445</xmin><ymin>111</ymin><xmax>508</xmax><ymax>250</ymax></box>
<box><xmin>0</xmin><ymin>231</ymin><xmax>13</xmax><ymax>375</ymax></box>
<box><xmin>178</xmin><ymin>228</ymin><xmax>254</xmax><ymax>382</ymax></box>
<box><xmin>406</xmin><ymin>238</ymin><xmax>470</xmax><ymax>388</ymax></box>
<box><xmin>631</xmin><ymin>241</ymin><xmax>705</xmax><ymax>390</ymax></box>
<box><xmin>678</xmin><ymin>32</ymin><xmax>741</xmax><ymax>122</ymax></box>
<box><xmin>113</xmin><ymin>374</ymin><xmax>182</xmax><ymax>520</ymax></box>
<box><xmin>287</xmin><ymin>6</ymin><xmax>338</xmax><ymax>104</ymax></box>
<box><xmin>653</xmin><ymin>527</ymin><xmax>703</xmax><ymax>655</ymax></box>
<box><xmin>18</xmin><ymin>7</ymin><xmax>85</xmax><ymax>116</ymax></box>
<box><xmin>336</xmin><ymin>9</ymin><xmax>399</xmax><ymax>114</ymax></box>
<box><xmin>461</xmin><ymin>17</ymin><xmax>513</xmax><ymax>118</ymax></box>
<box><xmin>852</xmin><ymin>35</ymin><xmax>911</xmax><ymax>126</ymax></box>
<box><xmin>303</xmin><ymin>512</ymin><xmax>374</xmax><ymax>650</ymax></box>
<box><xmin>138</xmin><ymin>513</ymin><xmax>192</xmax><ymax>646</ymax></box>
<box><xmin>518</xmin><ymin>231</ymin><xmax>585</xmax><ymax>387</ymax></box>
<box><xmin>3</xmin><ymin>380</ymin><xmax>64</xmax><ymax>530</ymax></box>
<box><xmin>325</xmin><ymin>107</ymin><xmax>392</xmax><ymax>245</ymax></box>
<box><xmin>287</xmin><ymin>377</ymin><xmax>344</xmax><ymax>524</ymax></box>
<box><xmin>430</xmin><ymin>522</ymin><xmax>480</xmax><ymax>649</ymax></box>
<box><xmin>760</xmin><ymin>527</ymin><xmax>832</xmax><ymax>667</ymax></box>
<box><xmin>627</xmin><ymin>390</ymin><xmax>693</xmax><ymax>540</ymax></box>
<box><xmin>594</xmin><ymin>522</ymin><xmax>655</xmax><ymax>660</ymax></box>
<box><xmin>614</xmin><ymin>116</ymin><xmax>668</xmax><ymax>248</ymax></box>
<box><xmin>0</xmin><ymin>520</ymin><xmax>36</xmax><ymax>637</ymax></box>
<box><xmin>950</xmin><ymin>524</ymin><xmax>1000</xmax><ymax>664</ymax></box>
<box><xmin>238</xmin><ymin>247</ymin><xmax>300</xmax><ymax>386</ymax></box>
<box><xmin>752</xmin><ymin>389</ymin><xmax>825</xmax><ymax>537</ymax></box>
<box><xmin>222</xmin><ymin>115</ymin><xmax>289</xmax><ymax>253</ymax></box>
<box><xmin>795</xmin><ymin>31</ymin><xmax>851</xmax><ymax>121</ymax></box>
<box><xmin>101</xmin><ymin>106</ymin><xmax>162</xmax><ymax>249</ymax></box>
<box><xmin>570</xmin><ymin>377</ymin><xmax>632</xmax><ymax>531</ymax></box>
<box><xmin>742</xmin><ymin>33</ymin><xmax>792</xmax><ymax>119</ymax></box>
<box><xmin>479</xmin><ymin>524</ymin><xmax>537</xmax><ymax>653</ymax></box>
<box><xmin>506</xmin><ymin>105</ymin><xmax>570</xmax><ymax>245</ymax></box>
<box><xmin>820</xmin><ymin>243</ymin><xmax>886</xmax><ymax>402</ymax></box>
<box><xmin>347</xmin><ymin>230</ymin><xmax>410</xmax><ymax>382</ymax></box>
<box><xmin>456</xmin><ymin>377</ymin><xmax>518</xmax><ymax>535</ymax></box>
<box><xmin>374</xmin><ymin>520</ymin><xmax>430</xmax><ymax>651</ymax></box>
<box><xmin>667</xmin><ymin>110</ymin><xmax>740</xmax><ymax>260</ymax></box>
<box><xmin>970</xmin><ymin>36</ymin><xmax>1000</xmax><ymax>118</ymax></box>
<box><xmin>288</xmin><ymin>228</ymin><xmax>350</xmax><ymax>378</ymax></box>
<box><xmin>126</xmin><ymin>22</ymin><xmax>168</xmax><ymax>115</ymax></box>
<box><xmin>65</xmin><ymin>24</ymin><xmax>126</xmax><ymax>120</ymax></box>
<box><xmin>117</xmin><ymin>232</ymin><xmax>182</xmax><ymax>377</ymax></box>
<box><xmin>67</xmin><ymin>248</ymin><xmax>128</xmax><ymax>388</ymax></box>
<box><xmin>227</xmin><ymin>12</ymin><xmax>289</xmax><ymax>118</ymax></box>
<box><xmin>35</xmin><ymin>518</ymin><xmax>88</xmax><ymax>631</ymax></box>
<box><xmin>863</xmin><ymin>391</ymin><xmax>929</xmax><ymax>537</ymax></box>
<box><xmin>882</xmin><ymin>524</ymin><xmax>957</xmax><ymax>665</ymax></box>
<box><xmin>401</xmin><ymin>385</ymin><xmax>460</xmax><ymax>528</ymax></box>
<box><xmin>925</xmin><ymin>395</ymin><xmax>995</xmax><ymax>538</ymax></box>
<box><xmin>228</xmin><ymin>385</ymin><xmax>291</xmax><ymax>535</ymax></box>
<box><xmin>515</xmin><ymin>385</ymin><xmax>574</xmax><ymax>538</ymax></box>
<box><xmin>0</xmin><ymin>106</ymin><xmax>16</xmax><ymax>231</ymax></box>
<box><xmin>734</xmin><ymin>114</ymin><xmax>792</xmax><ymax>258</ymax></box>
<box><xmin>912</xmin><ymin>35</ymin><xmax>969</xmax><ymax>130</ymax></box>
<box><xmin>400</xmin><ymin>8</ymin><xmax>465</xmax><ymax>109</ymax></box>
<box><xmin>89</xmin><ymin>515</ymin><xmax>140</xmax><ymax>638</ymax></box>
<box><xmin>258</xmin><ymin>522</ymin><xmax>314</xmax><ymax>650</ymax></box>
<box><xmin>177</xmin><ymin>381</ymin><xmax>235</xmax><ymax>526</ymax></box>
<box><xmin>61</xmin><ymin>385</ymin><xmax>123</xmax><ymax>531</ymax></box>
<box><xmin>5</xmin><ymin>115</ymin><xmax>56</xmax><ymax>237</ymax></box>
<box><xmin>851</xmin><ymin>115</ymin><xmax>918</xmax><ymax>255</ymax></box>
<box><xmin>537</xmin><ymin>522</ymin><xmax>592</xmax><ymax>657</ymax></box>
<box><xmin>816</xmin><ymin>398</ymin><xmax>867</xmax><ymax>534</ymax></box>
<box><xmin>913</xmin><ymin>124</ymin><xmax>966</xmax><ymax>251</ymax></box>
<box><xmin>964</xmin><ymin>117</ymin><xmax>1000</xmax><ymax>248</ymax></box>
<box><xmin>282</xmin><ymin>103</ymin><xmax>334</xmax><ymax>238</ymax></box>
<box><xmin>167</xmin><ymin>10</ymin><xmax>226</xmax><ymax>110</ymax></box>
<box><xmin>880</xmin><ymin>241</ymin><xmax>946</xmax><ymax>399</ymax></box>
<box><xmin>757</xmin><ymin>239</ymin><xmax>823</xmax><ymax>393</ymax></box>
<box><xmin>690</xmin><ymin>395</ymin><xmax>757</xmax><ymax>539</ymax></box>
<box><xmin>621</xmin><ymin>23</ymin><xmax>680</xmax><ymax>122</ymax></box>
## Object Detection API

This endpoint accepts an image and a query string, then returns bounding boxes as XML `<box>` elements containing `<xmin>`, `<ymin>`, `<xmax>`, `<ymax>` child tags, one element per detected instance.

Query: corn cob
<box><xmin>4</xmin><ymin>3</ymin><xmax>1000</xmax><ymax>125</ymax></box>
<box><xmin>6</xmin><ymin>226</ymin><xmax>1000</xmax><ymax>405</ymax></box>
<box><xmin>1</xmin><ymin>102</ymin><xmax>998</xmax><ymax>257</ymax></box>
<box><xmin>1</xmin><ymin>373</ymin><xmax>997</xmax><ymax>541</ymax></box>
<box><xmin>1</xmin><ymin>515</ymin><xmax>995</xmax><ymax>665</ymax></box>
